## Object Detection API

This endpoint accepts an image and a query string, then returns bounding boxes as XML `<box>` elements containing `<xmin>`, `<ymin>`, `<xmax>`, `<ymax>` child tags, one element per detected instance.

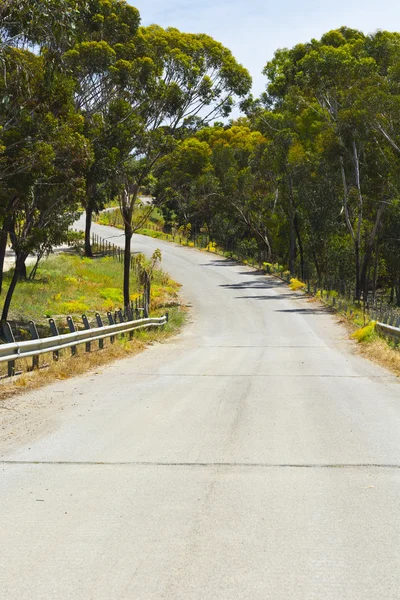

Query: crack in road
<box><xmin>125</xmin><ymin>373</ymin><xmax>396</xmax><ymax>379</ymax></box>
<box><xmin>1</xmin><ymin>461</ymin><xmax>400</xmax><ymax>468</ymax></box>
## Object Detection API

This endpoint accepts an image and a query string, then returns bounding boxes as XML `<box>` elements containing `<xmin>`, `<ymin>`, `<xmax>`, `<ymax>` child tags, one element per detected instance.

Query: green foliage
<box><xmin>99</xmin><ymin>288</ymin><xmax>124</xmax><ymax>303</ymax></box>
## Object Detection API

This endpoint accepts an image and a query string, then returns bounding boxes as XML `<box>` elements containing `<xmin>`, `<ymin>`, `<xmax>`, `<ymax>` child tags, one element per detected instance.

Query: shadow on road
<box><xmin>235</xmin><ymin>294</ymin><xmax>299</xmax><ymax>300</ymax></box>
<box><xmin>220</xmin><ymin>279</ymin><xmax>286</xmax><ymax>290</ymax></box>
<box><xmin>275</xmin><ymin>308</ymin><xmax>329</xmax><ymax>315</ymax></box>
<box><xmin>200</xmin><ymin>259</ymin><xmax>239</xmax><ymax>267</ymax></box>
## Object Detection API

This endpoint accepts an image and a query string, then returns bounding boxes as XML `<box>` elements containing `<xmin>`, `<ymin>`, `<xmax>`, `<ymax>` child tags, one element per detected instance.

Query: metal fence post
<box><xmin>82</xmin><ymin>314</ymin><xmax>91</xmax><ymax>352</ymax></box>
<box><xmin>3</xmin><ymin>322</ymin><xmax>16</xmax><ymax>377</ymax></box>
<box><xmin>95</xmin><ymin>313</ymin><xmax>104</xmax><ymax>349</ymax></box>
<box><xmin>49</xmin><ymin>319</ymin><xmax>60</xmax><ymax>360</ymax></box>
<box><xmin>28</xmin><ymin>321</ymin><xmax>40</xmax><ymax>370</ymax></box>
<box><xmin>107</xmin><ymin>312</ymin><xmax>115</xmax><ymax>343</ymax></box>
<box><xmin>67</xmin><ymin>316</ymin><xmax>77</xmax><ymax>356</ymax></box>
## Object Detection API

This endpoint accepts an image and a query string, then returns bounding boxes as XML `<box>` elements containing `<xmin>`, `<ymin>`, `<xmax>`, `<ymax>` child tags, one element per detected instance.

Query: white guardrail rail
<box><xmin>376</xmin><ymin>321</ymin><xmax>400</xmax><ymax>343</ymax></box>
<box><xmin>0</xmin><ymin>314</ymin><xmax>168</xmax><ymax>377</ymax></box>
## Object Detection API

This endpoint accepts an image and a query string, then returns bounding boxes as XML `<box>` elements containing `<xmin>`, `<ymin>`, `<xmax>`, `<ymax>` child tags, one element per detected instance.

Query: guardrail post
<box><xmin>107</xmin><ymin>312</ymin><xmax>115</xmax><ymax>343</ymax></box>
<box><xmin>135</xmin><ymin>298</ymin><xmax>139</xmax><ymax>320</ymax></box>
<box><xmin>67</xmin><ymin>316</ymin><xmax>77</xmax><ymax>356</ymax></box>
<box><xmin>28</xmin><ymin>321</ymin><xmax>40</xmax><ymax>370</ymax></box>
<box><xmin>165</xmin><ymin>312</ymin><xmax>169</xmax><ymax>323</ymax></box>
<box><xmin>82</xmin><ymin>314</ymin><xmax>91</xmax><ymax>352</ymax></box>
<box><xmin>49</xmin><ymin>319</ymin><xmax>60</xmax><ymax>361</ymax></box>
<box><xmin>3</xmin><ymin>322</ymin><xmax>16</xmax><ymax>377</ymax></box>
<box><xmin>117</xmin><ymin>309</ymin><xmax>125</xmax><ymax>339</ymax></box>
<box><xmin>124</xmin><ymin>306</ymin><xmax>134</xmax><ymax>339</ymax></box>
<box><xmin>125</xmin><ymin>305</ymin><xmax>133</xmax><ymax>321</ymax></box>
<box><xmin>95</xmin><ymin>313</ymin><xmax>104</xmax><ymax>349</ymax></box>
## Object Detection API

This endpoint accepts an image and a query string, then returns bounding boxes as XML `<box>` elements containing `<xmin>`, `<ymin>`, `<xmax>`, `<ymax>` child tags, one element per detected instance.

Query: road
<box><xmin>1</xmin><ymin>218</ymin><xmax>400</xmax><ymax>599</ymax></box>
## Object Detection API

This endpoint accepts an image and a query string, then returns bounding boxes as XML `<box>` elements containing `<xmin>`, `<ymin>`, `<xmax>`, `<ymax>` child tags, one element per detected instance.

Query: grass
<box><xmin>357</xmin><ymin>337</ymin><xmax>400</xmax><ymax>377</ymax></box>
<box><xmin>2</xmin><ymin>250</ymin><xmax>181</xmax><ymax>337</ymax></box>
<box><xmin>97</xmin><ymin>206</ymin><xmax>164</xmax><ymax>230</ymax></box>
<box><xmin>0</xmin><ymin>248</ymin><xmax>185</xmax><ymax>387</ymax></box>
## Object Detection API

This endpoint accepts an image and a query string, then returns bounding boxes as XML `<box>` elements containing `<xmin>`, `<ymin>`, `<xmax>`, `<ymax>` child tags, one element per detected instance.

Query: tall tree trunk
<box><xmin>359</xmin><ymin>203</ymin><xmax>385</xmax><ymax>301</ymax></box>
<box><xmin>0</xmin><ymin>213</ymin><xmax>13</xmax><ymax>294</ymax></box>
<box><xmin>354</xmin><ymin>240</ymin><xmax>362</xmax><ymax>301</ymax></box>
<box><xmin>1</xmin><ymin>252</ymin><xmax>27</xmax><ymax>324</ymax></box>
<box><xmin>395</xmin><ymin>283</ymin><xmax>400</xmax><ymax>307</ymax></box>
<box><xmin>29</xmin><ymin>252</ymin><xmax>44</xmax><ymax>281</ymax></box>
<box><xmin>312</xmin><ymin>249</ymin><xmax>322</xmax><ymax>284</ymax></box>
<box><xmin>84</xmin><ymin>203</ymin><xmax>94</xmax><ymax>258</ymax></box>
<box><xmin>372</xmin><ymin>245</ymin><xmax>379</xmax><ymax>303</ymax></box>
<box><xmin>287</xmin><ymin>177</ymin><xmax>296</xmax><ymax>274</ymax></box>
<box><xmin>294</xmin><ymin>214</ymin><xmax>304</xmax><ymax>280</ymax></box>
<box><xmin>123</xmin><ymin>218</ymin><xmax>132</xmax><ymax>308</ymax></box>
<box><xmin>0</xmin><ymin>199</ymin><xmax>17</xmax><ymax>294</ymax></box>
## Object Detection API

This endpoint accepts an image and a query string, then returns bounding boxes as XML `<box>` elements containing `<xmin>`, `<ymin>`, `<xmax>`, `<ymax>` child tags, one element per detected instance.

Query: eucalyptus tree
<box><xmin>110</xmin><ymin>25</ymin><xmax>252</xmax><ymax>306</ymax></box>
<box><xmin>263</xmin><ymin>27</ymin><xmax>400</xmax><ymax>298</ymax></box>
<box><xmin>62</xmin><ymin>0</ymin><xmax>141</xmax><ymax>256</ymax></box>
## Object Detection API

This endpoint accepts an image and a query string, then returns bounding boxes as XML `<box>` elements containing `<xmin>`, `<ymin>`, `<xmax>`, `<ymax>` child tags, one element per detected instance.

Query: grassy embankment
<box><xmin>0</xmin><ymin>249</ymin><xmax>185</xmax><ymax>395</ymax></box>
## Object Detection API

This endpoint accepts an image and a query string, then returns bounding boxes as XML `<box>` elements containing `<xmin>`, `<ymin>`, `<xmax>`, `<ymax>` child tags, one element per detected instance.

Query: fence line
<box><xmin>0</xmin><ymin>310</ymin><xmax>168</xmax><ymax>378</ymax></box>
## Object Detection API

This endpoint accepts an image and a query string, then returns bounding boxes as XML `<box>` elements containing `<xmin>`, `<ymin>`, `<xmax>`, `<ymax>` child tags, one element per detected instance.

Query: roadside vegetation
<box><xmin>1</xmin><ymin>2</ymin><xmax>399</xmax><ymax>378</ymax></box>
<box><xmin>2</xmin><ymin>250</ymin><xmax>180</xmax><ymax>336</ymax></box>
<box><xmin>0</xmin><ymin>0</ymin><xmax>251</xmax><ymax>322</ymax></box>
<box><xmin>0</xmin><ymin>246</ymin><xmax>185</xmax><ymax>391</ymax></box>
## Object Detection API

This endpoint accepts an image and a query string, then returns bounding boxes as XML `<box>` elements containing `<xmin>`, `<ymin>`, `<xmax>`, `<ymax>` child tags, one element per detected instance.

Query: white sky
<box><xmin>129</xmin><ymin>0</ymin><xmax>400</xmax><ymax>98</ymax></box>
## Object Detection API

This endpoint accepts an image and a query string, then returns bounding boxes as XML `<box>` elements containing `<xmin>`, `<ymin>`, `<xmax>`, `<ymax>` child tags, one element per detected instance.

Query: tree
<box><xmin>110</xmin><ymin>25</ymin><xmax>252</xmax><ymax>306</ymax></box>
<box><xmin>261</xmin><ymin>27</ymin><xmax>400</xmax><ymax>298</ymax></box>
<box><xmin>0</xmin><ymin>44</ymin><xmax>92</xmax><ymax>323</ymax></box>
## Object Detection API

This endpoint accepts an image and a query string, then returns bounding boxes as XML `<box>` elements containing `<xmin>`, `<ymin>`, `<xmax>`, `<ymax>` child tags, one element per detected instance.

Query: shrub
<box><xmin>51</xmin><ymin>299</ymin><xmax>89</xmax><ymax>314</ymax></box>
<box><xmin>64</xmin><ymin>276</ymin><xmax>79</xmax><ymax>285</ymax></box>
<box><xmin>352</xmin><ymin>322</ymin><xmax>377</xmax><ymax>343</ymax></box>
<box><xmin>99</xmin><ymin>287</ymin><xmax>123</xmax><ymax>303</ymax></box>
<box><xmin>290</xmin><ymin>278</ymin><xmax>306</xmax><ymax>291</ymax></box>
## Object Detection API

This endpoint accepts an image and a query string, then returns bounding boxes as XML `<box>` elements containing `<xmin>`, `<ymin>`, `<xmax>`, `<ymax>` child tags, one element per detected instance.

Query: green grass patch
<box><xmin>3</xmin><ymin>250</ymin><xmax>180</xmax><ymax>334</ymax></box>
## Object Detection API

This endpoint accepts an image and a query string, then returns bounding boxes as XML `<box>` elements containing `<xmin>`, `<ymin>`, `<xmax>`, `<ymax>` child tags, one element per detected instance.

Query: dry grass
<box><xmin>331</xmin><ymin>308</ymin><xmax>400</xmax><ymax>377</ymax></box>
<box><xmin>357</xmin><ymin>337</ymin><xmax>400</xmax><ymax>377</ymax></box>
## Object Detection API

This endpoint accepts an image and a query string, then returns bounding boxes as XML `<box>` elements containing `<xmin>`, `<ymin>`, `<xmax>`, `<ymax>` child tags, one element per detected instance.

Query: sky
<box><xmin>128</xmin><ymin>0</ymin><xmax>400</xmax><ymax>99</ymax></box>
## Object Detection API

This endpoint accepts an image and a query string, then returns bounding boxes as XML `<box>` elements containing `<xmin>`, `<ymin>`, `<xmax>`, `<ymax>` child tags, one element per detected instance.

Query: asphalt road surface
<box><xmin>1</xmin><ymin>218</ymin><xmax>400</xmax><ymax>599</ymax></box>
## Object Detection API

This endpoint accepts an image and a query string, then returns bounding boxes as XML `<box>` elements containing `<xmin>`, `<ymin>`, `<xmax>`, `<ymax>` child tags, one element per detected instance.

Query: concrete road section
<box><xmin>0</xmin><ymin>216</ymin><xmax>399</xmax><ymax>599</ymax></box>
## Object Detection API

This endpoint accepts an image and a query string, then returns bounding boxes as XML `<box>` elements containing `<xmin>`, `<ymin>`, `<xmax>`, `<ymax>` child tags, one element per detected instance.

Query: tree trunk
<box><xmin>395</xmin><ymin>284</ymin><xmax>400</xmax><ymax>307</ymax></box>
<box><xmin>294</xmin><ymin>214</ymin><xmax>304</xmax><ymax>280</ymax></box>
<box><xmin>0</xmin><ymin>213</ymin><xmax>13</xmax><ymax>294</ymax></box>
<box><xmin>84</xmin><ymin>203</ymin><xmax>94</xmax><ymax>258</ymax></box>
<box><xmin>312</xmin><ymin>249</ymin><xmax>322</xmax><ymax>284</ymax></box>
<box><xmin>29</xmin><ymin>252</ymin><xmax>43</xmax><ymax>281</ymax></box>
<box><xmin>354</xmin><ymin>240</ymin><xmax>362</xmax><ymax>301</ymax></box>
<box><xmin>372</xmin><ymin>245</ymin><xmax>379</xmax><ymax>303</ymax></box>
<box><xmin>1</xmin><ymin>252</ymin><xmax>27</xmax><ymax>323</ymax></box>
<box><xmin>123</xmin><ymin>219</ymin><xmax>132</xmax><ymax>308</ymax></box>
<box><xmin>288</xmin><ymin>178</ymin><xmax>296</xmax><ymax>275</ymax></box>
<box><xmin>359</xmin><ymin>203</ymin><xmax>385</xmax><ymax>301</ymax></box>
